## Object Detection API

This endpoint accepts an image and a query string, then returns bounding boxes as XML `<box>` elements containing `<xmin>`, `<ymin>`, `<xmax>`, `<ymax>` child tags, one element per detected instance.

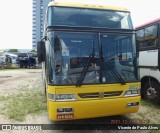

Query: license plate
<box><xmin>57</xmin><ymin>114</ymin><xmax>74</xmax><ymax>119</ymax></box>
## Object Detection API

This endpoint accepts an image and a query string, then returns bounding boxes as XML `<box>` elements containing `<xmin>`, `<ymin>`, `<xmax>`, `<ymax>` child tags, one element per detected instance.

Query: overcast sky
<box><xmin>0</xmin><ymin>0</ymin><xmax>159</xmax><ymax>49</ymax></box>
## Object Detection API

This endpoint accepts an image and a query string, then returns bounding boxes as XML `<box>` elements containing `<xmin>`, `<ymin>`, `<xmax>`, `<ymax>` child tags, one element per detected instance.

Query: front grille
<box><xmin>78</xmin><ymin>91</ymin><xmax>123</xmax><ymax>99</ymax></box>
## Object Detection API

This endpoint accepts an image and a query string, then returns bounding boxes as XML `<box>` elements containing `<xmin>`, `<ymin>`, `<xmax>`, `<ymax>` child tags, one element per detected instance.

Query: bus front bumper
<box><xmin>48</xmin><ymin>96</ymin><xmax>140</xmax><ymax>121</ymax></box>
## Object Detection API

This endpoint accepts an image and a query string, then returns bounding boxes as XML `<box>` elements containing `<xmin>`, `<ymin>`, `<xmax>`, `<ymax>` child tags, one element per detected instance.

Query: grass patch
<box><xmin>0</xmin><ymin>96</ymin><xmax>6</xmax><ymax>101</ymax></box>
<box><xmin>141</xmin><ymin>99</ymin><xmax>160</xmax><ymax>109</ymax></box>
<box><xmin>0</xmin><ymin>90</ymin><xmax>47</xmax><ymax>121</ymax></box>
<box><xmin>0</xmin><ymin>68</ymin><xmax>41</xmax><ymax>71</ymax></box>
<box><xmin>0</xmin><ymin>68</ymin><xmax>19</xmax><ymax>71</ymax></box>
<box><xmin>149</xmin><ymin>130</ymin><xmax>160</xmax><ymax>133</ymax></box>
<box><xmin>137</xmin><ymin>112</ymin><xmax>146</xmax><ymax>119</ymax></box>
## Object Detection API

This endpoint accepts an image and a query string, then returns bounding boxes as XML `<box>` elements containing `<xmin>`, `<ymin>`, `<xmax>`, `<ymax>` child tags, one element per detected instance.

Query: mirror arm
<box><xmin>41</xmin><ymin>36</ymin><xmax>47</xmax><ymax>41</ymax></box>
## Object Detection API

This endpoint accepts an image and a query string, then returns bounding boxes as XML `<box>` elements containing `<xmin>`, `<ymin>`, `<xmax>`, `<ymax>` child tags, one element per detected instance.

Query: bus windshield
<box><xmin>49</xmin><ymin>32</ymin><xmax>138</xmax><ymax>85</ymax></box>
<box><xmin>47</xmin><ymin>7</ymin><xmax>133</xmax><ymax>29</ymax></box>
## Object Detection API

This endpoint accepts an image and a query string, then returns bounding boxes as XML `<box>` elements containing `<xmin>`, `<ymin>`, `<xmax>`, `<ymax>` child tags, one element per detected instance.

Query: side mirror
<box><xmin>37</xmin><ymin>41</ymin><xmax>46</xmax><ymax>63</ymax></box>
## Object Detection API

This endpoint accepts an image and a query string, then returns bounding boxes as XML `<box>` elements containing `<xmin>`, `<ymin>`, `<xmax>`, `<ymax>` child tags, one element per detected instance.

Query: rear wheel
<box><xmin>143</xmin><ymin>81</ymin><xmax>160</xmax><ymax>105</ymax></box>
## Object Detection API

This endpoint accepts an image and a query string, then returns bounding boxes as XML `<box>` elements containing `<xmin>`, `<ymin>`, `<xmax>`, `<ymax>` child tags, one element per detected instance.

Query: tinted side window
<box><xmin>136</xmin><ymin>25</ymin><xmax>158</xmax><ymax>50</ymax></box>
<box><xmin>145</xmin><ymin>25</ymin><xmax>157</xmax><ymax>38</ymax></box>
<box><xmin>136</xmin><ymin>29</ymin><xmax>144</xmax><ymax>39</ymax></box>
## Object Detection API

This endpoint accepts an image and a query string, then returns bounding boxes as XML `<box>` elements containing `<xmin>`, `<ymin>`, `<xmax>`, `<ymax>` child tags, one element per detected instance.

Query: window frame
<box><xmin>136</xmin><ymin>23</ymin><xmax>159</xmax><ymax>51</ymax></box>
<box><xmin>47</xmin><ymin>6</ymin><xmax>133</xmax><ymax>30</ymax></box>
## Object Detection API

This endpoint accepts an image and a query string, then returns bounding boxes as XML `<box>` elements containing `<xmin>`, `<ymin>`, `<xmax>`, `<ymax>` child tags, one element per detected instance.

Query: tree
<box><xmin>30</xmin><ymin>49</ymin><xmax>37</xmax><ymax>53</ymax></box>
<box><xmin>8</xmin><ymin>49</ymin><xmax>18</xmax><ymax>53</ymax></box>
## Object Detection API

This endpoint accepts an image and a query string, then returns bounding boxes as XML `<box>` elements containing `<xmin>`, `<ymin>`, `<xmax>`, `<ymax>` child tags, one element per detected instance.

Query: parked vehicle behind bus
<box><xmin>0</xmin><ymin>51</ymin><xmax>6</xmax><ymax>68</ymax></box>
<box><xmin>37</xmin><ymin>1</ymin><xmax>140</xmax><ymax>121</ymax></box>
<box><xmin>136</xmin><ymin>18</ymin><xmax>160</xmax><ymax>104</ymax></box>
<box><xmin>4</xmin><ymin>53</ymin><xmax>19</xmax><ymax>68</ymax></box>
<box><xmin>17</xmin><ymin>53</ymin><xmax>38</xmax><ymax>68</ymax></box>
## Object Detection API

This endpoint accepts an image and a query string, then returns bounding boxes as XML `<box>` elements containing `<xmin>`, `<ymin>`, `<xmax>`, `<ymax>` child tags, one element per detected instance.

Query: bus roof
<box><xmin>48</xmin><ymin>1</ymin><xmax>128</xmax><ymax>12</ymax></box>
<box><xmin>136</xmin><ymin>18</ymin><xmax>160</xmax><ymax>29</ymax></box>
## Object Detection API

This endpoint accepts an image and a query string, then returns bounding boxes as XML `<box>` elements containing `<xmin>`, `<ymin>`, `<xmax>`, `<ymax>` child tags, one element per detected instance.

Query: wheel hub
<box><xmin>147</xmin><ymin>87</ymin><xmax>157</xmax><ymax>99</ymax></box>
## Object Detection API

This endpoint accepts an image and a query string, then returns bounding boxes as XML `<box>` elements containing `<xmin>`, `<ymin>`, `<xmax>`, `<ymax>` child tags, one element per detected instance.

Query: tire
<box><xmin>20</xmin><ymin>64</ymin><xmax>23</xmax><ymax>68</ymax></box>
<box><xmin>142</xmin><ymin>81</ymin><xmax>160</xmax><ymax>105</ymax></box>
<box><xmin>5</xmin><ymin>57</ymin><xmax>12</xmax><ymax>68</ymax></box>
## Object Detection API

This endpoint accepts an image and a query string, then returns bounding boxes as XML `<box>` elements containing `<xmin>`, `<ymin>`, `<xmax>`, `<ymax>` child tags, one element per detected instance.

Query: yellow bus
<box><xmin>37</xmin><ymin>1</ymin><xmax>141</xmax><ymax>121</ymax></box>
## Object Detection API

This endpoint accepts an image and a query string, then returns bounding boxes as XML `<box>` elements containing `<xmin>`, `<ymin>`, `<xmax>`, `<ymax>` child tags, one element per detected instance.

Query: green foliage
<box><xmin>8</xmin><ymin>49</ymin><xmax>19</xmax><ymax>52</ymax></box>
<box><xmin>141</xmin><ymin>99</ymin><xmax>160</xmax><ymax>109</ymax></box>
<box><xmin>149</xmin><ymin>130</ymin><xmax>160</xmax><ymax>133</ymax></box>
<box><xmin>30</xmin><ymin>49</ymin><xmax>37</xmax><ymax>53</ymax></box>
<box><xmin>0</xmin><ymin>96</ymin><xmax>6</xmax><ymax>101</ymax></box>
<box><xmin>0</xmin><ymin>90</ymin><xmax>47</xmax><ymax>121</ymax></box>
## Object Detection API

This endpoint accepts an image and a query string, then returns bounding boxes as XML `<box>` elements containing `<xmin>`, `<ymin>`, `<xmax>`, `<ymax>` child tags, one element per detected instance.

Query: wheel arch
<box><xmin>141</xmin><ymin>76</ymin><xmax>160</xmax><ymax>104</ymax></box>
<box><xmin>141</xmin><ymin>76</ymin><xmax>160</xmax><ymax>88</ymax></box>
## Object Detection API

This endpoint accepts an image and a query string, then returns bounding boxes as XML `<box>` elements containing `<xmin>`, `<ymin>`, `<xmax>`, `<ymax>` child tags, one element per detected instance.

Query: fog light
<box><xmin>57</xmin><ymin>108</ymin><xmax>65</xmax><ymax>113</ymax></box>
<box><xmin>132</xmin><ymin>102</ymin><xmax>139</xmax><ymax>106</ymax></box>
<box><xmin>57</xmin><ymin>108</ymin><xmax>73</xmax><ymax>113</ymax></box>
<box><xmin>127</xmin><ymin>103</ymin><xmax>132</xmax><ymax>106</ymax></box>
<box><xmin>127</xmin><ymin>102</ymin><xmax>139</xmax><ymax>107</ymax></box>
<box><xmin>65</xmin><ymin>108</ymin><xmax>73</xmax><ymax>112</ymax></box>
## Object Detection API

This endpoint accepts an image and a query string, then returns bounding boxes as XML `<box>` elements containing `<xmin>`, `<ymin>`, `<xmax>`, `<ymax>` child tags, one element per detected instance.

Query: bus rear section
<box><xmin>136</xmin><ymin>18</ymin><xmax>160</xmax><ymax>104</ymax></box>
<box><xmin>37</xmin><ymin>1</ymin><xmax>141</xmax><ymax>121</ymax></box>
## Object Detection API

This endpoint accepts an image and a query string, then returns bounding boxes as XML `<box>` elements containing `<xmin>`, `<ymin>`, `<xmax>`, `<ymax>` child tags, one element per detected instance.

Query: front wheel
<box><xmin>143</xmin><ymin>81</ymin><xmax>160</xmax><ymax>105</ymax></box>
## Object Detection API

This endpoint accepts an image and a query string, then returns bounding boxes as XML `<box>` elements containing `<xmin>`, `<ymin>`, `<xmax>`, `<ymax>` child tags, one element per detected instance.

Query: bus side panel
<box><xmin>139</xmin><ymin>50</ymin><xmax>158</xmax><ymax>66</ymax></box>
<box><xmin>158</xmin><ymin>49</ymin><xmax>160</xmax><ymax>70</ymax></box>
<box><xmin>139</xmin><ymin>49</ymin><xmax>160</xmax><ymax>82</ymax></box>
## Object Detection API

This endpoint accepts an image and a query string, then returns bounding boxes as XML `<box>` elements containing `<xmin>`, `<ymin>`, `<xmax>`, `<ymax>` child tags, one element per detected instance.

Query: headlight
<box><xmin>124</xmin><ymin>89</ymin><xmax>140</xmax><ymax>97</ymax></box>
<box><xmin>48</xmin><ymin>93</ymin><xmax>55</xmax><ymax>101</ymax></box>
<box><xmin>48</xmin><ymin>93</ymin><xmax>77</xmax><ymax>101</ymax></box>
<box><xmin>56</xmin><ymin>94</ymin><xmax>77</xmax><ymax>101</ymax></box>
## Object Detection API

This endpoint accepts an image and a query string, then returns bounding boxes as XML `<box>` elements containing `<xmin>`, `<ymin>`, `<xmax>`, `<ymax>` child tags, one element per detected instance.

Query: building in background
<box><xmin>32</xmin><ymin>0</ymin><xmax>51</xmax><ymax>50</ymax></box>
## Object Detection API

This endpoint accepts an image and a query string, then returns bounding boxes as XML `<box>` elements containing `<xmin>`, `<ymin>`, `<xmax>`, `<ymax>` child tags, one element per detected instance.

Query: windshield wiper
<box><xmin>101</xmin><ymin>56</ymin><xmax>126</xmax><ymax>85</ymax></box>
<box><xmin>76</xmin><ymin>41</ymin><xmax>95</xmax><ymax>87</ymax></box>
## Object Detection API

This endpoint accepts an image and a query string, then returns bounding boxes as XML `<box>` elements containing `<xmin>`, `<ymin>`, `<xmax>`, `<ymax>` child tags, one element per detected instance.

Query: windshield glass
<box><xmin>48</xmin><ymin>7</ymin><xmax>133</xmax><ymax>29</ymax></box>
<box><xmin>100</xmin><ymin>33</ymin><xmax>137</xmax><ymax>83</ymax></box>
<box><xmin>50</xmin><ymin>32</ymin><xmax>100</xmax><ymax>85</ymax></box>
<box><xmin>49</xmin><ymin>32</ymin><xmax>138</xmax><ymax>85</ymax></box>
